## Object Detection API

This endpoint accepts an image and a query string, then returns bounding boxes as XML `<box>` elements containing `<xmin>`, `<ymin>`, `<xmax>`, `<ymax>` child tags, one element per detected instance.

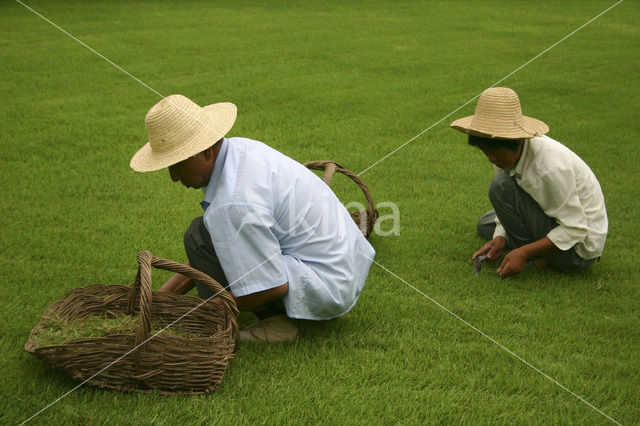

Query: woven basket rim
<box><xmin>25</xmin><ymin>251</ymin><xmax>238</xmax><ymax>395</ymax></box>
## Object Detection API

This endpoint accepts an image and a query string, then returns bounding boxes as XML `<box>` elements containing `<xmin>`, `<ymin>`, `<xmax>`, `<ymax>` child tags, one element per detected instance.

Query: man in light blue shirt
<box><xmin>130</xmin><ymin>94</ymin><xmax>375</xmax><ymax>342</ymax></box>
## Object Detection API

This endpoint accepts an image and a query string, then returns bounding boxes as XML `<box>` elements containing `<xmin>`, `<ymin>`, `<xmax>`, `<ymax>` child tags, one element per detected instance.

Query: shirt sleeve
<box><xmin>203</xmin><ymin>204</ymin><xmax>288</xmax><ymax>297</ymax></box>
<box><xmin>492</xmin><ymin>217</ymin><xmax>507</xmax><ymax>239</ymax></box>
<box><xmin>530</xmin><ymin>168</ymin><xmax>589</xmax><ymax>251</ymax></box>
<box><xmin>492</xmin><ymin>166</ymin><xmax>507</xmax><ymax>239</ymax></box>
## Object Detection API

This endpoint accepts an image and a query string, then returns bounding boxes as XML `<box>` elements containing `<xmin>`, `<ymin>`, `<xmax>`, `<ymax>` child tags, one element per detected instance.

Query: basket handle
<box><xmin>128</xmin><ymin>250</ymin><xmax>239</xmax><ymax>355</ymax></box>
<box><xmin>304</xmin><ymin>160</ymin><xmax>378</xmax><ymax>237</ymax></box>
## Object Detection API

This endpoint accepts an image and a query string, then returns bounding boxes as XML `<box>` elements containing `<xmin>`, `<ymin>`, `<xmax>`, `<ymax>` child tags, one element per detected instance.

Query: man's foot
<box><xmin>239</xmin><ymin>314</ymin><xmax>301</xmax><ymax>343</ymax></box>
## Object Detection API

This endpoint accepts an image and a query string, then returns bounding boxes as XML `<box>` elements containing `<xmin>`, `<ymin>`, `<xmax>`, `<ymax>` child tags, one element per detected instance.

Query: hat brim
<box><xmin>451</xmin><ymin>115</ymin><xmax>549</xmax><ymax>140</ymax></box>
<box><xmin>130</xmin><ymin>102</ymin><xmax>237</xmax><ymax>172</ymax></box>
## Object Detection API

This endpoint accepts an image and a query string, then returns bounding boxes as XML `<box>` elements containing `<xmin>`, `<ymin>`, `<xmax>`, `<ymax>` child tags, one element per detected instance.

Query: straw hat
<box><xmin>130</xmin><ymin>94</ymin><xmax>237</xmax><ymax>172</ymax></box>
<box><xmin>450</xmin><ymin>87</ymin><xmax>548</xmax><ymax>140</ymax></box>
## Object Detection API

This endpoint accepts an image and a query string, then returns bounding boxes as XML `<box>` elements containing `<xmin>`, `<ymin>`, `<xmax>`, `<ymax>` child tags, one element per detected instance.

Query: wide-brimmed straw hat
<box><xmin>450</xmin><ymin>87</ymin><xmax>548</xmax><ymax>140</ymax></box>
<box><xmin>130</xmin><ymin>94</ymin><xmax>237</xmax><ymax>172</ymax></box>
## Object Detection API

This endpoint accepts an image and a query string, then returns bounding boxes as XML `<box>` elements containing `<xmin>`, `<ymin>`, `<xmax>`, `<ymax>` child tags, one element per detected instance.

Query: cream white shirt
<box><xmin>492</xmin><ymin>135</ymin><xmax>608</xmax><ymax>260</ymax></box>
<box><xmin>201</xmin><ymin>138</ymin><xmax>375</xmax><ymax>320</ymax></box>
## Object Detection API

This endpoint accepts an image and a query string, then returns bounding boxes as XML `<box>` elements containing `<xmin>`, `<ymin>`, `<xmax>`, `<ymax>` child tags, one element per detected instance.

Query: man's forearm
<box><xmin>519</xmin><ymin>236</ymin><xmax>557</xmax><ymax>258</ymax></box>
<box><xmin>234</xmin><ymin>283</ymin><xmax>289</xmax><ymax>311</ymax></box>
<box><xmin>158</xmin><ymin>272</ymin><xmax>195</xmax><ymax>294</ymax></box>
<box><xmin>498</xmin><ymin>236</ymin><xmax>558</xmax><ymax>277</ymax></box>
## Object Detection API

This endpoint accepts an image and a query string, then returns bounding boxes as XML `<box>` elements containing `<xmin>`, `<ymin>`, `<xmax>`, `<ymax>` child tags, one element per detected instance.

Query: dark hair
<box><xmin>468</xmin><ymin>135</ymin><xmax>522</xmax><ymax>152</ymax></box>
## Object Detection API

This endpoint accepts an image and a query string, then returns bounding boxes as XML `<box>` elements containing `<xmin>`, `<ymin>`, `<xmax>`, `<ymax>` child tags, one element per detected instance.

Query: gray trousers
<box><xmin>477</xmin><ymin>172</ymin><xmax>595</xmax><ymax>273</ymax></box>
<box><xmin>184</xmin><ymin>216</ymin><xmax>286</xmax><ymax>319</ymax></box>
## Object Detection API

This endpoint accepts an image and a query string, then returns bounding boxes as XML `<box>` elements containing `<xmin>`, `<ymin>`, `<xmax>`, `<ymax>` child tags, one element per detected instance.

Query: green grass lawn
<box><xmin>2</xmin><ymin>0</ymin><xmax>639</xmax><ymax>424</ymax></box>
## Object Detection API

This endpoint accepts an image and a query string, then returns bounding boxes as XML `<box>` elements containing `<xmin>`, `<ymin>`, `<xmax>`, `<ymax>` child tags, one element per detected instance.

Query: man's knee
<box><xmin>477</xmin><ymin>210</ymin><xmax>496</xmax><ymax>240</ymax></box>
<box><xmin>488</xmin><ymin>172</ymin><xmax>516</xmax><ymax>206</ymax></box>
<box><xmin>184</xmin><ymin>216</ymin><xmax>206</xmax><ymax>257</ymax></box>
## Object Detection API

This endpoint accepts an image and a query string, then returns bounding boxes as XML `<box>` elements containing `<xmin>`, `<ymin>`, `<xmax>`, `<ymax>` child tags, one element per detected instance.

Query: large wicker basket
<box><xmin>25</xmin><ymin>250</ymin><xmax>238</xmax><ymax>394</ymax></box>
<box><xmin>304</xmin><ymin>160</ymin><xmax>378</xmax><ymax>237</ymax></box>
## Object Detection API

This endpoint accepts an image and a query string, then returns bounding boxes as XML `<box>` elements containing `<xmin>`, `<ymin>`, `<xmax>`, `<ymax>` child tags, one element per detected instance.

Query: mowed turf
<box><xmin>1</xmin><ymin>0</ymin><xmax>639</xmax><ymax>424</ymax></box>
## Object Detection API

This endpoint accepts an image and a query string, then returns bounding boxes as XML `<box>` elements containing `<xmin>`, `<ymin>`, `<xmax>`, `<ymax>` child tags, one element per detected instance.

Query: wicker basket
<box><xmin>304</xmin><ymin>160</ymin><xmax>379</xmax><ymax>238</ymax></box>
<box><xmin>25</xmin><ymin>250</ymin><xmax>238</xmax><ymax>394</ymax></box>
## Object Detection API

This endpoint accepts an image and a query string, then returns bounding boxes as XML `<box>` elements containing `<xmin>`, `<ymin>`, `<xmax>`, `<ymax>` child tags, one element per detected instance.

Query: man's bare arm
<box><xmin>158</xmin><ymin>260</ymin><xmax>196</xmax><ymax>294</ymax></box>
<box><xmin>498</xmin><ymin>236</ymin><xmax>557</xmax><ymax>277</ymax></box>
<box><xmin>158</xmin><ymin>262</ymin><xmax>289</xmax><ymax>312</ymax></box>
<box><xmin>233</xmin><ymin>283</ymin><xmax>289</xmax><ymax>311</ymax></box>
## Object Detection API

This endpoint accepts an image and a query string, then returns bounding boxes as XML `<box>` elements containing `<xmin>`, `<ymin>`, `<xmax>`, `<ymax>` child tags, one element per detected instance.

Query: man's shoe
<box><xmin>239</xmin><ymin>314</ymin><xmax>301</xmax><ymax>343</ymax></box>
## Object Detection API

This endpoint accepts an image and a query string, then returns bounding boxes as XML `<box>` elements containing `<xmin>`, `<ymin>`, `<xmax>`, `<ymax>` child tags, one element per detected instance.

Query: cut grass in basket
<box><xmin>34</xmin><ymin>312</ymin><xmax>202</xmax><ymax>348</ymax></box>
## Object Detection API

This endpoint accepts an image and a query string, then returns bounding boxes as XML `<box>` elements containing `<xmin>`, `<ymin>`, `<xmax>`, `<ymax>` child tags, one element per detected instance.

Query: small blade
<box><xmin>474</xmin><ymin>255</ymin><xmax>487</xmax><ymax>276</ymax></box>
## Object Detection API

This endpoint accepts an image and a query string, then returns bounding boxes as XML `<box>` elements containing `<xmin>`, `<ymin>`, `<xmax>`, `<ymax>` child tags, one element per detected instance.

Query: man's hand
<box><xmin>496</xmin><ymin>237</ymin><xmax>557</xmax><ymax>278</ymax></box>
<box><xmin>473</xmin><ymin>236</ymin><xmax>507</xmax><ymax>262</ymax></box>
<box><xmin>496</xmin><ymin>247</ymin><xmax>529</xmax><ymax>278</ymax></box>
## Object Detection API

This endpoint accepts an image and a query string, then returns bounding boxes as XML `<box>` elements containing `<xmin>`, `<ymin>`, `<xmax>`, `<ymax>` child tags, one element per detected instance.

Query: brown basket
<box><xmin>25</xmin><ymin>250</ymin><xmax>238</xmax><ymax>395</ymax></box>
<box><xmin>304</xmin><ymin>160</ymin><xmax>379</xmax><ymax>238</ymax></box>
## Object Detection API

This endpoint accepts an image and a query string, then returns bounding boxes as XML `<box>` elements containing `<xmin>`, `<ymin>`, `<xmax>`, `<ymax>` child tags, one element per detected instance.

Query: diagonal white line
<box><xmin>14</xmin><ymin>0</ymin><xmax>625</xmax><ymax>424</ymax></box>
<box><xmin>14</xmin><ymin>3</ymin><xmax>334</xmax><ymax>422</ymax></box>
<box><xmin>359</xmin><ymin>251</ymin><xmax>621</xmax><ymax>425</ymax></box>
<box><xmin>358</xmin><ymin>0</ymin><xmax>625</xmax><ymax>176</ymax></box>
<box><xmin>20</xmin><ymin>250</ymin><xmax>284</xmax><ymax>425</ymax></box>
<box><xmin>14</xmin><ymin>0</ymin><xmax>165</xmax><ymax>98</ymax></box>
<box><xmin>13</xmin><ymin>0</ymin><xmax>285</xmax><ymax>175</ymax></box>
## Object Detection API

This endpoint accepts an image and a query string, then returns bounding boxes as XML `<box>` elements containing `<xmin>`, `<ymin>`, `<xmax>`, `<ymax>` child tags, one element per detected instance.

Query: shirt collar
<box><xmin>509</xmin><ymin>139</ymin><xmax>529</xmax><ymax>179</ymax></box>
<box><xmin>201</xmin><ymin>137</ymin><xmax>229</xmax><ymax>206</ymax></box>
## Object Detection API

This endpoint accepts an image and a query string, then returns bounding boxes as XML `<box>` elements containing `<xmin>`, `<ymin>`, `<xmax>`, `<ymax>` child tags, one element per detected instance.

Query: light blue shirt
<box><xmin>201</xmin><ymin>137</ymin><xmax>375</xmax><ymax>320</ymax></box>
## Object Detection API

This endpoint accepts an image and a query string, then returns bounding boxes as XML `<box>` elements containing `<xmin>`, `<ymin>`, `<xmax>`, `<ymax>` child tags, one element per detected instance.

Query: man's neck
<box><xmin>514</xmin><ymin>139</ymin><xmax>525</xmax><ymax>166</ymax></box>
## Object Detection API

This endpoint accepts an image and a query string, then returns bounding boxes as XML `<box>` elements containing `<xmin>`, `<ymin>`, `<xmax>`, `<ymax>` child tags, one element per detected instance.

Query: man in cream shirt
<box><xmin>130</xmin><ymin>94</ymin><xmax>375</xmax><ymax>341</ymax></box>
<box><xmin>451</xmin><ymin>87</ymin><xmax>607</xmax><ymax>277</ymax></box>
